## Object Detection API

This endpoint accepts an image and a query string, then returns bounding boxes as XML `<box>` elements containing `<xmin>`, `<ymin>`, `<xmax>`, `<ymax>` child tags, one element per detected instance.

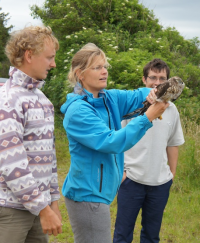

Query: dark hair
<box><xmin>143</xmin><ymin>58</ymin><xmax>170</xmax><ymax>79</ymax></box>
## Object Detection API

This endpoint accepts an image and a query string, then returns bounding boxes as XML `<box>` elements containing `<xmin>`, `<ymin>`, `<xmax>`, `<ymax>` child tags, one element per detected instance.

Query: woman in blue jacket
<box><xmin>60</xmin><ymin>43</ymin><xmax>168</xmax><ymax>243</ymax></box>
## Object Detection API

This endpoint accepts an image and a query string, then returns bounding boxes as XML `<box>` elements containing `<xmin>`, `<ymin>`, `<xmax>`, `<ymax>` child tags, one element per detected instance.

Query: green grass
<box><xmin>49</xmin><ymin>114</ymin><xmax>200</xmax><ymax>243</ymax></box>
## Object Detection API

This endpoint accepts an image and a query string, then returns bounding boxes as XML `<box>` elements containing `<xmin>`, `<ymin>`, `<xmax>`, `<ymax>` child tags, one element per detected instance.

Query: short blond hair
<box><xmin>5</xmin><ymin>25</ymin><xmax>59</xmax><ymax>67</ymax></box>
<box><xmin>68</xmin><ymin>43</ymin><xmax>109</xmax><ymax>85</ymax></box>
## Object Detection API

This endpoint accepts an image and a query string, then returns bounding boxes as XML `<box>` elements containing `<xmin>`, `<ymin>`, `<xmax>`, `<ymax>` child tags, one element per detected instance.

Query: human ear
<box><xmin>142</xmin><ymin>76</ymin><xmax>147</xmax><ymax>85</ymax></box>
<box><xmin>24</xmin><ymin>50</ymin><xmax>33</xmax><ymax>64</ymax></box>
<box><xmin>76</xmin><ymin>69</ymin><xmax>84</xmax><ymax>82</ymax></box>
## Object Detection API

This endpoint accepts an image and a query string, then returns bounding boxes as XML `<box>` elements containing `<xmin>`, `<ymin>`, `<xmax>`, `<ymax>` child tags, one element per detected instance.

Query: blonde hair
<box><xmin>5</xmin><ymin>25</ymin><xmax>59</xmax><ymax>67</ymax></box>
<box><xmin>68</xmin><ymin>43</ymin><xmax>108</xmax><ymax>85</ymax></box>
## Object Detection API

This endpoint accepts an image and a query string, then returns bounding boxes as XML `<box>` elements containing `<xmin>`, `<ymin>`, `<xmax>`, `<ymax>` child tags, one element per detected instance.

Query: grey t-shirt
<box><xmin>122</xmin><ymin>102</ymin><xmax>185</xmax><ymax>186</ymax></box>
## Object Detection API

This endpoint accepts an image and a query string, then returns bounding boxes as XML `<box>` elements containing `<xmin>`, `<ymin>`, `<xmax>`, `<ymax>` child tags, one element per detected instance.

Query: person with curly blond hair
<box><xmin>0</xmin><ymin>25</ymin><xmax>62</xmax><ymax>243</ymax></box>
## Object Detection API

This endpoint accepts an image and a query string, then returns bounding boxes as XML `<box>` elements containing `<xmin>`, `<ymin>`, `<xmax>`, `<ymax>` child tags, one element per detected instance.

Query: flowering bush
<box><xmin>32</xmin><ymin>0</ymin><xmax>200</xmax><ymax>120</ymax></box>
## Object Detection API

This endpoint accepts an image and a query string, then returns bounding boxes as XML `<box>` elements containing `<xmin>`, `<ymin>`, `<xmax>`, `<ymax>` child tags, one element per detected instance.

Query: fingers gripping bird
<box><xmin>123</xmin><ymin>76</ymin><xmax>185</xmax><ymax>119</ymax></box>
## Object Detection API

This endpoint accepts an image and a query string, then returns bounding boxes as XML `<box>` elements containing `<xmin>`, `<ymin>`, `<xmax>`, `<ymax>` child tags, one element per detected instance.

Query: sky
<box><xmin>0</xmin><ymin>0</ymin><xmax>199</xmax><ymax>40</ymax></box>
<box><xmin>139</xmin><ymin>0</ymin><xmax>200</xmax><ymax>40</ymax></box>
<box><xmin>0</xmin><ymin>0</ymin><xmax>45</xmax><ymax>30</ymax></box>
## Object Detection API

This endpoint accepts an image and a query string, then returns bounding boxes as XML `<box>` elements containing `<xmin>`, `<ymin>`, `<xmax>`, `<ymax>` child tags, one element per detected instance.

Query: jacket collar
<box><xmin>73</xmin><ymin>82</ymin><xmax>105</xmax><ymax>98</ymax></box>
<box><xmin>9</xmin><ymin>66</ymin><xmax>45</xmax><ymax>90</ymax></box>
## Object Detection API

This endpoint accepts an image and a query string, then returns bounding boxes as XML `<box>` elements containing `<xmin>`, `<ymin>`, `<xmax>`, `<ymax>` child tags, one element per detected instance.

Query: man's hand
<box><xmin>50</xmin><ymin>201</ymin><xmax>62</xmax><ymax>221</ymax></box>
<box><xmin>39</xmin><ymin>205</ymin><xmax>62</xmax><ymax>236</ymax></box>
<box><xmin>121</xmin><ymin>171</ymin><xmax>127</xmax><ymax>184</ymax></box>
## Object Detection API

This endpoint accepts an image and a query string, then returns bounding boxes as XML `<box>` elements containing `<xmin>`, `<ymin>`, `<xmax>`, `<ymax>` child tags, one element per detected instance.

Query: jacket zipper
<box><xmin>103</xmin><ymin>98</ymin><xmax>120</xmax><ymax>192</ymax></box>
<box><xmin>99</xmin><ymin>164</ymin><xmax>103</xmax><ymax>192</ymax></box>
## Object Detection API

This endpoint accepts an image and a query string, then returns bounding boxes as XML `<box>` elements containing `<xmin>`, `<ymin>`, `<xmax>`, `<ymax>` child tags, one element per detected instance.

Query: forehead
<box><xmin>41</xmin><ymin>40</ymin><xmax>56</xmax><ymax>54</ymax></box>
<box><xmin>148</xmin><ymin>68</ymin><xmax>167</xmax><ymax>77</ymax></box>
<box><xmin>91</xmin><ymin>55</ymin><xmax>106</xmax><ymax>66</ymax></box>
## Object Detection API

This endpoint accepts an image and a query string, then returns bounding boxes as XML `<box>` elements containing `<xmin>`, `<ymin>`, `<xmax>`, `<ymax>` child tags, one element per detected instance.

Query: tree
<box><xmin>31</xmin><ymin>0</ymin><xmax>200</xmax><ymax>120</ymax></box>
<box><xmin>0</xmin><ymin>7</ymin><xmax>12</xmax><ymax>77</ymax></box>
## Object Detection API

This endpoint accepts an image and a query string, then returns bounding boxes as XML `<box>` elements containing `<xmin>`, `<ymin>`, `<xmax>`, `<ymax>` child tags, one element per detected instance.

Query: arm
<box><xmin>0</xmin><ymin>106</ymin><xmax>48</xmax><ymax>215</ymax></box>
<box><xmin>50</xmin><ymin>135</ymin><xmax>60</xmax><ymax>203</ymax></box>
<box><xmin>167</xmin><ymin>146</ymin><xmax>179</xmax><ymax>179</ymax></box>
<box><xmin>66</xmin><ymin>99</ymin><xmax>168</xmax><ymax>154</ymax></box>
<box><xmin>39</xmin><ymin>204</ymin><xmax>62</xmax><ymax>236</ymax></box>
<box><xmin>50</xmin><ymin>200</ymin><xmax>62</xmax><ymax>221</ymax></box>
<box><xmin>110</xmin><ymin>88</ymin><xmax>151</xmax><ymax>118</ymax></box>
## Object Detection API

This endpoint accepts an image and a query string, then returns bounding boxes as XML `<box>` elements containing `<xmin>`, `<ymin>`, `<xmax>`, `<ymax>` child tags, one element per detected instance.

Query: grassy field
<box><xmin>49</xmin><ymin>114</ymin><xmax>200</xmax><ymax>243</ymax></box>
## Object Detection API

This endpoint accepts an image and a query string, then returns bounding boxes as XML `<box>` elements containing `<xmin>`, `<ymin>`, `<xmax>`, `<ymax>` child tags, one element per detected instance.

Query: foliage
<box><xmin>31</xmin><ymin>0</ymin><xmax>200</xmax><ymax>115</ymax></box>
<box><xmin>0</xmin><ymin>7</ymin><xmax>12</xmax><ymax>77</ymax></box>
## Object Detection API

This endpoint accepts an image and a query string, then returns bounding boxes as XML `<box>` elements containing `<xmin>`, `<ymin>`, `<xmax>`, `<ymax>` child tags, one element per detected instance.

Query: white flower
<box><xmin>109</xmin><ymin>81</ymin><xmax>115</xmax><ymax>85</ymax></box>
<box><xmin>64</xmin><ymin>60</ymin><xmax>69</xmax><ymax>63</ymax></box>
<box><xmin>74</xmin><ymin>35</ymin><xmax>78</xmax><ymax>38</ymax></box>
<box><xmin>124</xmin><ymin>70</ymin><xmax>127</xmax><ymax>72</ymax></box>
<box><xmin>67</xmin><ymin>4</ymin><xmax>70</xmax><ymax>6</ymax></box>
<box><xmin>158</xmin><ymin>38</ymin><xmax>161</xmax><ymax>40</ymax></box>
<box><xmin>136</xmin><ymin>69</ymin><xmax>138</xmax><ymax>71</ymax></box>
<box><xmin>128</xmin><ymin>16</ymin><xmax>132</xmax><ymax>18</ymax></box>
<box><xmin>113</xmin><ymin>46</ymin><xmax>118</xmax><ymax>49</ymax></box>
<box><xmin>122</xmin><ymin>3</ymin><xmax>125</xmax><ymax>5</ymax></box>
<box><xmin>107</xmin><ymin>57</ymin><xmax>112</xmax><ymax>61</ymax></box>
<box><xmin>156</xmin><ymin>41</ymin><xmax>160</xmax><ymax>43</ymax></box>
<box><xmin>64</xmin><ymin>66</ymin><xmax>68</xmax><ymax>69</ymax></box>
<box><xmin>97</xmin><ymin>30</ymin><xmax>103</xmax><ymax>33</ymax></box>
<box><xmin>109</xmin><ymin>44</ymin><xmax>113</xmax><ymax>46</ymax></box>
<box><xmin>71</xmin><ymin>49</ymin><xmax>74</xmax><ymax>52</ymax></box>
<box><xmin>82</xmin><ymin>27</ymin><xmax>86</xmax><ymax>30</ymax></box>
<box><xmin>64</xmin><ymin>15</ymin><xmax>68</xmax><ymax>18</ymax></box>
<box><xmin>67</xmin><ymin>52</ymin><xmax>71</xmax><ymax>54</ymax></box>
<box><xmin>160</xmin><ymin>46</ymin><xmax>164</xmax><ymax>48</ymax></box>
<box><xmin>129</xmin><ymin>48</ymin><xmax>133</xmax><ymax>50</ymax></box>
<box><xmin>66</xmin><ymin>35</ymin><xmax>71</xmax><ymax>38</ymax></box>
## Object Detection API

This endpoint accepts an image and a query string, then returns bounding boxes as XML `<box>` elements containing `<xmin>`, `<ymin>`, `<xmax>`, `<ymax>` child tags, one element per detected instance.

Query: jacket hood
<box><xmin>60</xmin><ymin>82</ymin><xmax>105</xmax><ymax>114</ymax></box>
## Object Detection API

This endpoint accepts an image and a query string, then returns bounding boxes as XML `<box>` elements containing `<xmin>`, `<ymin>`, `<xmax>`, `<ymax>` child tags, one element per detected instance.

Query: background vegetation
<box><xmin>31</xmin><ymin>0</ymin><xmax>200</xmax><ymax>122</ymax></box>
<box><xmin>0</xmin><ymin>7</ymin><xmax>12</xmax><ymax>77</ymax></box>
<box><xmin>0</xmin><ymin>0</ymin><xmax>200</xmax><ymax>241</ymax></box>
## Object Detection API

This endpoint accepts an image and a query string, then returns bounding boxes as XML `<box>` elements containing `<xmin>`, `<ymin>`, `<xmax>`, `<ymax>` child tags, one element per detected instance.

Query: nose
<box><xmin>101</xmin><ymin>66</ymin><xmax>108</xmax><ymax>74</ymax></box>
<box><xmin>154</xmin><ymin>79</ymin><xmax>160</xmax><ymax>86</ymax></box>
<box><xmin>50</xmin><ymin>59</ymin><xmax>56</xmax><ymax>68</ymax></box>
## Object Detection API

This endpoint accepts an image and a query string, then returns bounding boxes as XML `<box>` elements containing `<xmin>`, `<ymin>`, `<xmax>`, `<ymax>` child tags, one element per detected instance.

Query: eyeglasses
<box><xmin>147</xmin><ymin>76</ymin><xmax>167</xmax><ymax>82</ymax></box>
<box><xmin>91</xmin><ymin>65</ymin><xmax>110</xmax><ymax>71</ymax></box>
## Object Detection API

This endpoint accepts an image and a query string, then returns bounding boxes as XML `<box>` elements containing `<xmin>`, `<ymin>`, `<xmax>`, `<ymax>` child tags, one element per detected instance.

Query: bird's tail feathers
<box><xmin>123</xmin><ymin>106</ymin><xmax>146</xmax><ymax>119</ymax></box>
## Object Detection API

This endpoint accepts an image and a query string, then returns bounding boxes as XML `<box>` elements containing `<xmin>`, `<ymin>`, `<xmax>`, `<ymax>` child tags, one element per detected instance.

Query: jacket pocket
<box><xmin>99</xmin><ymin>164</ymin><xmax>103</xmax><ymax>192</ymax></box>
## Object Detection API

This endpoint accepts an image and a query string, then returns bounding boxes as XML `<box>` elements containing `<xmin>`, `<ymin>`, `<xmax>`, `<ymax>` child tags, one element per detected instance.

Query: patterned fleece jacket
<box><xmin>0</xmin><ymin>67</ymin><xmax>60</xmax><ymax>216</ymax></box>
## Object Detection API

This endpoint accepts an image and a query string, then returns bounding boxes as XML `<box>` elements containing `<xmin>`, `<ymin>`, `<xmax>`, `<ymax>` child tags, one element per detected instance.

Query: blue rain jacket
<box><xmin>60</xmin><ymin>86</ymin><xmax>152</xmax><ymax>204</ymax></box>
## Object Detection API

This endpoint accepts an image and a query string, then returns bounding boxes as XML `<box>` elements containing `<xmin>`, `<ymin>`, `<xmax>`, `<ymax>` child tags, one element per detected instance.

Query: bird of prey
<box><xmin>123</xmin><ymin>76</ymin><xmax>185</xmax><ymax>119</ymax></box>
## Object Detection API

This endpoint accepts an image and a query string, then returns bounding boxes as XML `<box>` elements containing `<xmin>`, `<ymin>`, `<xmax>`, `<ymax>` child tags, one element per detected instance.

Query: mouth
<box><xmin>99</xmin><ymin>77</ymin><xmax>107</xmax><ymax>81</ymax></box>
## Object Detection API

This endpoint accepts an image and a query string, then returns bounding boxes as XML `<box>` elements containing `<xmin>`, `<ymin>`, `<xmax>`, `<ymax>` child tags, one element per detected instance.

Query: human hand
<box><xmin>145</xmin><ymin>101</ymin><xmax>169</xmax><ymax>122</ymax></box>
<box><xmin>50</xmin><ymin>201</ymin><xmax>62</xmax><ymax>221</ymax></box>
<box><xmin>121</xmin><ymin>171</ymin><xmax>126</xmax><ymax>184</ymax></box>
<box><xmin>146</xmin><ymin>88</ymin><xmax>157</xmax><ymax>104</ymax></box>
<box><xmin>39</xmin><ymin>205</ymin><xmax>62</xmax><ymax>236</ymax></box>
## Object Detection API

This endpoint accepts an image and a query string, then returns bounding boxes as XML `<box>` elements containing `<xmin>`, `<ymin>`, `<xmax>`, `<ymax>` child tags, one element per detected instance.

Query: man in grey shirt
<box><xmin>113</xmin><ymin>59</ymin><xmax>185</xmax><ymax>243</ymax></box>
